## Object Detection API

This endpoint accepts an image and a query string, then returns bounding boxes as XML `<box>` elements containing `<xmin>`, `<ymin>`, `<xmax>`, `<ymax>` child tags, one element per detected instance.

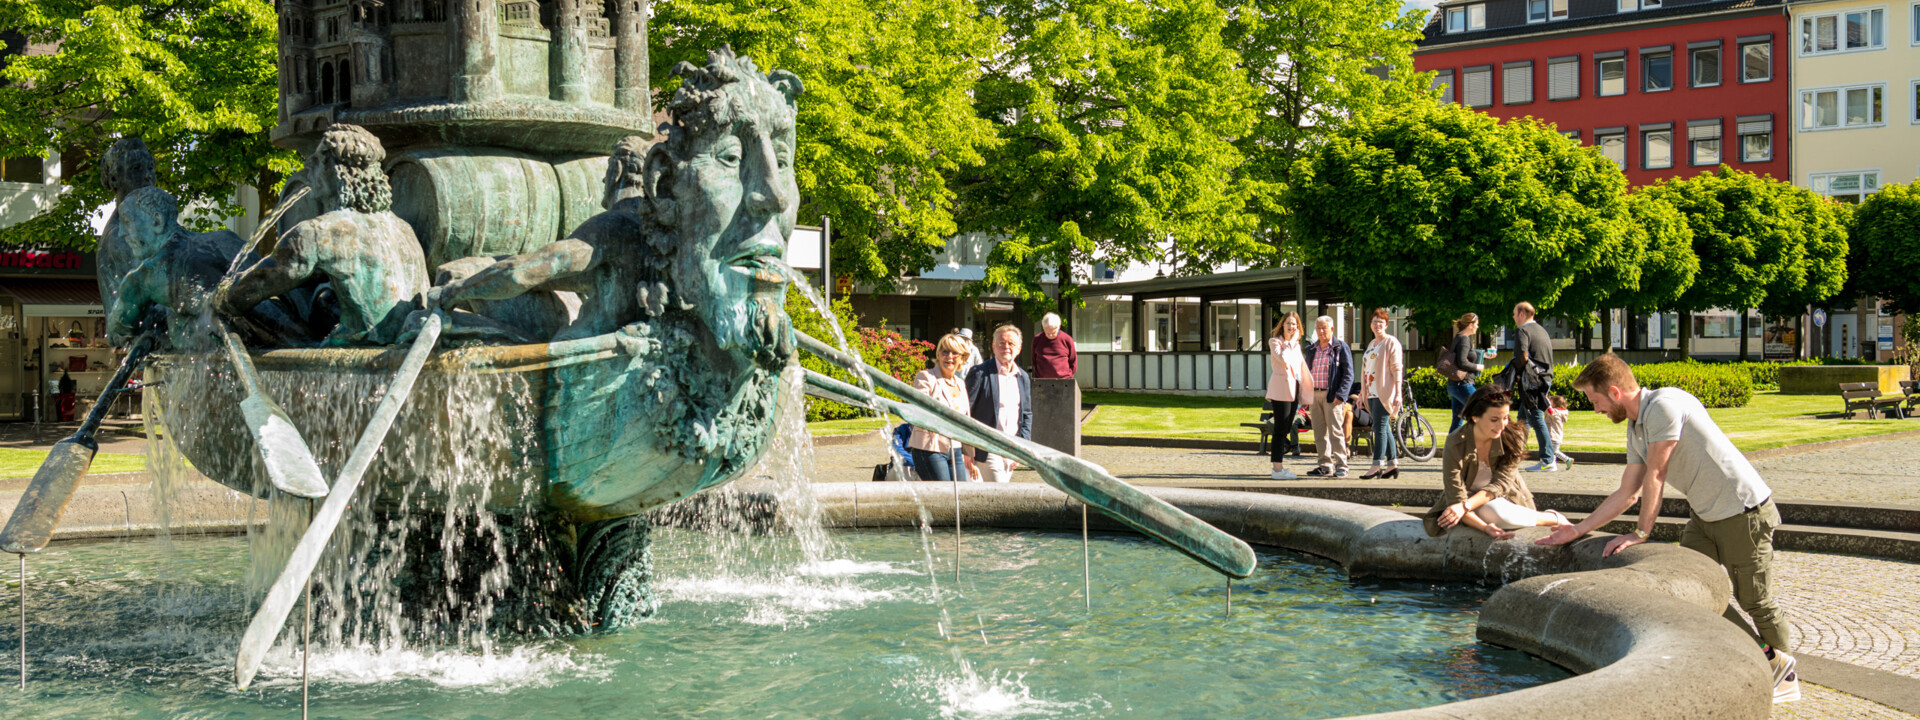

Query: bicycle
<box><xmin>1393</xmin><ymin>372</ymin><xmax>1438</xmax><ymax>462</ymax></box>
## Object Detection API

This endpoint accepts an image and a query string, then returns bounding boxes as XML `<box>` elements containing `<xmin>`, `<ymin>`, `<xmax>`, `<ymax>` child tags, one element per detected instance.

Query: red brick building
<box><xmin>1414</xmin><ymin>0</ymin><xmax>1790</xmax><ymax>187</ymax></box>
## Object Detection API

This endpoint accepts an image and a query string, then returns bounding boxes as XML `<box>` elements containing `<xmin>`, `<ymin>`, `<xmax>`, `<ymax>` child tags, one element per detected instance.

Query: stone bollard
<box><xmin>1030</xmin><ymin>378</ymin><xmax>1082</xmax><ymax>457</ymax></box>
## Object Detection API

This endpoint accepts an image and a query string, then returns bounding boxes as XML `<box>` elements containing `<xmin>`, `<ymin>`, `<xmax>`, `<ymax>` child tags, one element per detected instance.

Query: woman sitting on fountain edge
<box><xmin>1425</xmin><ymin>386</ymin><xmax>1568</xmax><ymax>540</ymax></box>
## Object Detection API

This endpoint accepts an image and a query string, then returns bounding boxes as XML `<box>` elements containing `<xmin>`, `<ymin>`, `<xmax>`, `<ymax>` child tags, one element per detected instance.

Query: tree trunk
<box><xmin>1602</xmin><ymin>310</ymin><xmax>1615</xmax><ymax>352</ymax></box>
<box><xmin>1678</xmin><ymin>311</ymin><xmax>1692</xmax><ymax>358</ymax></box>
<box><xmin>1055</xmin><ymin>262</ymin><xmax>1074</xmax><ymax>332</ymax></box>
<box><xmin>255</xmin><ymin>168</ymin><xmax>282</xmax><ymax>253</ymax></box>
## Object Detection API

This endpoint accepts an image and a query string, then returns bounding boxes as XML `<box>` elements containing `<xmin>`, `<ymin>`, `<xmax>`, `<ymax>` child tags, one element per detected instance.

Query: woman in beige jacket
<box><xmin>1358</xmin><ymin>308</ymin><xmax>1404</xmax><ymax>478</ymax></box>
<box><xmin>1264</xmin><ymin>312</ymin><xmax>1314</xmax><ymax>480</ymax></box>
<box><xmin>909</xmin><ymin>332</ymin><xmax>978</xmax><ymax>482</ymax></box>
<box><xmin>1424</xmin><ymin>386</ymin><xmax>1566</xmax><ymax>539</ymax></box>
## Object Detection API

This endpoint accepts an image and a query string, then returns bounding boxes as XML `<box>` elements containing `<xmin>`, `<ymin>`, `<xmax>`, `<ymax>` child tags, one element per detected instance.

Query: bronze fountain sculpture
<box><xmin>0</xmin><ymin>7</ymin><xmax>1256</xmax><ymax>695</ymax></box>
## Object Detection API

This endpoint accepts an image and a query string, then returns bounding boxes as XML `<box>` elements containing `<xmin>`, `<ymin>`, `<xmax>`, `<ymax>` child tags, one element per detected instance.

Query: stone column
<box><xmin>1030</xmin><ymin>378</ymin><xmax>1082</xmax><ymax>457</ymax></box>
<box><xmin>612</xmin><ymin>0</ymin><xmax>647</xmax><ymax>112</ymax></box>
<box><xmin>551</xmin><ymin>0</ymin><xmax>591</xmax><ymax>103</ymax></box>
<box><xmin>451</xmin><ymin>0</ymin><xmax>502</xmax><ymax>103</ymax></box>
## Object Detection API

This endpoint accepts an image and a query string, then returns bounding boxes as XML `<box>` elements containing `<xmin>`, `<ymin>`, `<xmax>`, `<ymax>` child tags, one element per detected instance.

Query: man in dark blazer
<box><xmin>1301</xmin><ymin>316</ymin><xmax>1355</xmax><ymax>477</ymax></box>
<box><xmin>965</xmin><ymin>323</ymin><xmax>1033</xmax><ymax>482</ymax></box>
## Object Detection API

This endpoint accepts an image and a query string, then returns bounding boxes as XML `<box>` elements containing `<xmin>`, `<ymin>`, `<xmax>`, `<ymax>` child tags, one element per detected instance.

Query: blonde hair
<box><xmin>935</xmin><ymin>332</ymin><xmax>972</xmax><ymax>365</ymax></box>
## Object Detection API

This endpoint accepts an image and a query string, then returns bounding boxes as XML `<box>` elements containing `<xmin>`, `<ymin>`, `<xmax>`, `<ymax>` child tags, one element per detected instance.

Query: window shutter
<box><xmin>1548</xmin><ymin>58</ymin><xmax>1578</xmax><ymax>99</ymax></box>
<box><xmin>1688</xmin><ymin>120</ymin><xmax>1721</xmax><ymax>141</ymax></box>
<box><xmin>1503</xmin><ymin>63</ymin><xmax>1533</xmax><ymax>104</ymax></box>
<box><xmin>1464</xmin><ymin>67</ymin><xmax>1492</xmax><ymax>107</ymax></box>
<box><xmin>1434</xmin><ymin>70</ymin><xmax>1455</xmax><ymax>103</ymax></box>
<box><xmin>1737</xmin><ymin>116</ymin><xmax>1773</xmax><ymax>135</ymax></box>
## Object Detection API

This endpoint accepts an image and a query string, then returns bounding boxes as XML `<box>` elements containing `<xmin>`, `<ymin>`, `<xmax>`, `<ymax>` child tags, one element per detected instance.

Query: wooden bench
<box><xmin>1242</xmin><ymin>422</ymin><xmax>1273</xmax><ymax>454</ymax></box>
<box><xmin>1839</xmin><ymin>381</ymin><xmax>1905</xmax><ymax>420</ymax></box>
<box><xmin>1902</xmin><ymin>381</ymin><xmax>1920</xmax><ymax>418</ymax></box>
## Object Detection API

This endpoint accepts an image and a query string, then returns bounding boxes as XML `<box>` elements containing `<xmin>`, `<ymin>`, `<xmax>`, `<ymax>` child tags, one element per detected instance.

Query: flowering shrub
<box><xmin>786</xmin><ymin>289</ymin><xmax>934</xmax><ymax>421</ymax></box>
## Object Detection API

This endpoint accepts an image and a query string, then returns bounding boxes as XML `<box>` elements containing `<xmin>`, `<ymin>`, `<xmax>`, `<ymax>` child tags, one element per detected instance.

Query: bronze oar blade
<box><xmin>0</xmin><ymin>440</ymin><xmax>96</xmax><ymax>555</ymax></box>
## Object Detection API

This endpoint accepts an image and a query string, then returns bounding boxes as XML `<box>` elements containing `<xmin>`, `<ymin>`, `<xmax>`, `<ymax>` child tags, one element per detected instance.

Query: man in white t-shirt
<box><xmin>1537</xmin><ymin>353</ymin><xmax>1799</xmax><ymax>704</ymax></box>
<box><xmin>964</xmin><ymin>324</ymin><xmax>1031</xmax><ymax>482</ymax></box>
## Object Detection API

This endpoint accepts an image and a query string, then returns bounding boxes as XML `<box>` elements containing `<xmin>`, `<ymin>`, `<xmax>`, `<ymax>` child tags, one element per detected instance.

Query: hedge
<box><xmin>1408</xmin><ymin>360</ymin><xmax>1753</xmax><ymax>412</ymax></box>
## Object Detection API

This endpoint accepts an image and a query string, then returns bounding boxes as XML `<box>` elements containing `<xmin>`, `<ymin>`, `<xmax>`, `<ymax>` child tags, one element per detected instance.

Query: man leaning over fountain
<box><xmin>1536</xmin><ymin>352</ymin><xmax>1800</xmax><ymax>704</ymax></box>
<box><xmin>215</xmin><ymin>124</ymin><xmax>429</xmax><ymax>346</ymax></box>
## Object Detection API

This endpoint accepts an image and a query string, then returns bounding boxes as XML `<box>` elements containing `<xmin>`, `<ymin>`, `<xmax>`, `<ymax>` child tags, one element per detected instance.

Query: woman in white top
<box><xmin>908</xmin><ymin>332</ymin><xmax>978</xmax><ymax>481</ymax></box>
<box><xmin>1358</xmin><ymin>308</ymin><xmax>1405</xmax><ymax>479</ymax></box>
<box><xmin>1264</xmin><ymin>312</ymin><xmax>1314</xmax><ymax>480</ymax></box>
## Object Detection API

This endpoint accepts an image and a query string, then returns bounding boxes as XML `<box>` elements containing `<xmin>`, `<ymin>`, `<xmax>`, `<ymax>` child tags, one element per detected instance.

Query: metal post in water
<box><xmin>302</xmin><ymin>499</ymin><xmax>313</xmax><ymax>720</ymax></box>
<box><xmin>1226</xmin><ymin>578</ymin><xmax>1233</xmax><ymax>619</ymax></box>
<box><xmin>952</xmin><ymin>474</ymin><xmax>961</xmax><ymax>584</ymax></box>
<box><xmin>1081</xmin><ymin>503</ymin><xmax>1091</xmax><ymax>611</ymax></box>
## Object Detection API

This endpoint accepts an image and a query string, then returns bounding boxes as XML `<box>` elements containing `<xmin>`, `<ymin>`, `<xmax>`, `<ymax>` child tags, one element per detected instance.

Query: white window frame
<box><xmin>1799</xmin><ymin>6</ymin><xmax>1887</xmax><ymax>56</ymax></box>
<box><xmin>1597</xmin><ymin>55</ymin><xmax>1627</xmax><ymax>96</ymax></box>
<box><xmin>1468</xmin><ymin>3</ymin><xmax>1487</xmax><ymax>30</ymax></box>
<box><xmin>1689</xmin><ymin>44</ymin><xmax>1721</xmax><ymax>88</ymax></box>
<box><xmin>1809</xmin><ymin>169</ymin><xmax>1882</xmax><ymax>203</ymax></box>
<box><xmin>1799</xmin><ymin>82</ymin><xmax>1887</xmax><ymax>130</ymax></box>
<box><xmin>1528</xmin><ymin>0</ymin><xmax>1549</xmax><ymax>23</ymax></box>
<box><xmin>1447</xmin><ymin>6</ymin><xmax>1467</xmax><ymax>33</ymax></box>
<box><xmin>1739</xmin><ymin>39</ymin><xmax>1772</xmax><ymax>82</ymax></box>
<box><xmin>1553</xmin><ymin>0</ymin><xmax>1569</xmax><ymax>19</ymax></box>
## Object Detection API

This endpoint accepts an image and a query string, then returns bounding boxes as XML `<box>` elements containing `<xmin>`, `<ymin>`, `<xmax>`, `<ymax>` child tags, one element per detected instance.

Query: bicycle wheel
<box><xmin>1396</xmin><ymin>412</ymin><xmax>1438</xmax><ymax>462</ymax></box>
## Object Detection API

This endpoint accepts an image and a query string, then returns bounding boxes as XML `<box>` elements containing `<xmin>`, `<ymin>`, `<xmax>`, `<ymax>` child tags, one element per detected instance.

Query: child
<box><xmin>1545</xmin><ymin>395</ymin><xmax>1577</xmax><ymax>468</ymax></box>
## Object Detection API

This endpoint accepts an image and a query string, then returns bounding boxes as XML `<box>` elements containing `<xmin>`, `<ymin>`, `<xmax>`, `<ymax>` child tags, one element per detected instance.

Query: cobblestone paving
<box><xmin>1776</xmin><ymin>684</ymin><xmax>1917</xmax><ymax>719</ymax></box>
<box><xmin>1773</xmin><ymin>551</ymin><xmax>1920</xmax><ymax>680</ymax></box>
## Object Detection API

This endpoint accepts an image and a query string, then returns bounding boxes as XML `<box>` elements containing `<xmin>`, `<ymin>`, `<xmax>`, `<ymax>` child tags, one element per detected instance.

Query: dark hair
<box><xmin>1453</xmin><ymin>313</ymin><xmax>1478</xmax><ymax>335</ymax></box>
<box><xmin>1461</xmin><ymin>385</ymin><xmax>1513</xmax><ymax>424</ymax></box>
<box><xmin>1492</xmin><ymin>421</ymin><xmax>1526</xmax><ymax>473</ymax></box>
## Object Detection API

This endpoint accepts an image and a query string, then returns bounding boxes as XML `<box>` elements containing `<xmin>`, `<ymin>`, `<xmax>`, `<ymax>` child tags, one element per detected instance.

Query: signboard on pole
<box><xmin>1813</xmin><ymin>309</ymin><xmax>1827</xmax><ymax>327</ymax></box>
<box><xmin>1762</xmin><ymin>321</ymin><xmax>1798</xmax><ymax>360</ymax></box>
<box><xmin>1880</xmin><ymin>324</ymin><xmax>1895</xmax><ymax>351</ymax></box>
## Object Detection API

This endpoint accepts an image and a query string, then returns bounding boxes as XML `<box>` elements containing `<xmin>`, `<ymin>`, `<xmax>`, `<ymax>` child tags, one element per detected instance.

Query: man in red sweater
<box><xmin>1031</xmin><ymin>312</ymin><xmax>1078</xmax><ymax>379</ymax></box>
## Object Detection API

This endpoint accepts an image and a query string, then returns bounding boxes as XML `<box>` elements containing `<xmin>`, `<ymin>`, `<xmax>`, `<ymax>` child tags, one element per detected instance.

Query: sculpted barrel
<box><xmin>387</xmin><ymin>148</ymin><xmax>609</xmax><ymax>269</ymax></box>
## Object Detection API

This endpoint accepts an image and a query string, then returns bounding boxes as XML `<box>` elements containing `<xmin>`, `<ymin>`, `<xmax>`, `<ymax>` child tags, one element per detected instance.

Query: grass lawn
<box><xmin>1078</xmin><ymin>390</ymin><xmax>1913</xmax><ymax>453</ymax></box>
<box><xmin>0</xmin><ymin>448</ymin><xmax>149</xmax><ymax>479</ymax></box>
<box><xmin>807</xmin><ymin>417</ymin><xmax>890</xmax><ymax>436</ymax></box>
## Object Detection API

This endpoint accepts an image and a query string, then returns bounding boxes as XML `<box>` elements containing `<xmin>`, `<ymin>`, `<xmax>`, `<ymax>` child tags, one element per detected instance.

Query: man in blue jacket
<box><xmin>965</xmin><ymin>323</ymin><xmax>1033</xmax><ymax>482</ymax></box>
<box><xmin>1301</xmin><ymin>316</ymin><xmax>1355</xmax><ymax>477</ymax></box>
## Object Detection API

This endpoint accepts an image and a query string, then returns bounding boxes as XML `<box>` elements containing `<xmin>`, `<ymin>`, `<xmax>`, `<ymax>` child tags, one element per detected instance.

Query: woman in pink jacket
<box><xmin>1359</xmin><ymin>308</ymin><xmax>1404</xmax><ymax>478</ymax></box>
<box><xmin>1265</xmin><ymin>312</ymin><xmax>1314</xmax><ymax>480</ymax></box>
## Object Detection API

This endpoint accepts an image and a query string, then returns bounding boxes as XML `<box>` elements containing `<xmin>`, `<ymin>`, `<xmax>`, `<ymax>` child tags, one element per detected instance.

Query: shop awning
<box><xmin>0</xmin><ymin>278</ymin><xmax>103</xmax><ymax>316</ymax></box>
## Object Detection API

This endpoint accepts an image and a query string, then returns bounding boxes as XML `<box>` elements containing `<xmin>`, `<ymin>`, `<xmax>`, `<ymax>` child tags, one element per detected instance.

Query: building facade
<box><xmin>1788</xmin><ymin>0</ymin><xmax>1920</xmax><ymax>200</ymax></box>
<box><xmin>1416</xmin><ymin>0</ymin><xmax>1792</xmax><ymax>186</ymax></box>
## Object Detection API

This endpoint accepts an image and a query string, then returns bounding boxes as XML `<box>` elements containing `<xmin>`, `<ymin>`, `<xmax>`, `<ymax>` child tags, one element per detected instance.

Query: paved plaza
<box><xmin>812</xmin><ymin>432</ymin><xmax>1920</xmax><ymax>719</ymax></box>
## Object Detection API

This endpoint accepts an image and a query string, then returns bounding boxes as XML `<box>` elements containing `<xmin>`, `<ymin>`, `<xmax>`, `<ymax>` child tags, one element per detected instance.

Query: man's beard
<box><xmin>707</xmin><ymin>294</ymin><xmax>794</xmax><ymax>369</ymax></box>
<box><xmin>1606</xmin><ymin>404</ymin><xmax>1629</xmax><ymax>424</ymax></box>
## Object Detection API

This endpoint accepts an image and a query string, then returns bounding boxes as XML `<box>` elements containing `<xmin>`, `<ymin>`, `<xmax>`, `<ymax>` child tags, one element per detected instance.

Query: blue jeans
<box><xmin>911</xmin><ymin>447</ymin><xmax>960</xmax><ymax>481</ymax></box>
<box><xmin>1446</xmin><ymin>381</ymin><xmax>1476</xmax><ymax>432</ymax></box>
<box><xmin>1369</xmin><ymin>397</ymin><xmax>1396</xmax><ymax>465</ymax></box>
<box><xmin>1522</xmin><ymin>403</ymin><xmax>1556</xmax><ymax>464</ymax></box>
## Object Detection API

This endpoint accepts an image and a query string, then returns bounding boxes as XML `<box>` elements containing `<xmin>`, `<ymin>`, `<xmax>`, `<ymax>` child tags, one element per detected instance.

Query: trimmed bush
<box><xmin>1412</xmin><ymin>360</ymin><xmax>1753</xmax><ymax>412</ymax></box>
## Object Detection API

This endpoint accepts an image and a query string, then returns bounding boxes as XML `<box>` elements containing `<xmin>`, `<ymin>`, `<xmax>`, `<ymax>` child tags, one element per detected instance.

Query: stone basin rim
<box><xmin>811</xmin><ymin>482</ymin><xmax>1772</xmax><ymax>720</ymax></box>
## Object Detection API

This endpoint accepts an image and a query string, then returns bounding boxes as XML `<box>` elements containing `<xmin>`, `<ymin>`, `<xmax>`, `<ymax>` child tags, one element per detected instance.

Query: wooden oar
<box><xmin>219</xmin><ymin>326</ymin><xmax>327</xmax><ymax>499</ymax></box>
<box><xmin>234</xmin><ymin>312</ymin><xmax>442</xmax><ymax>689</ymax></box>
<box><xmin>793</xmin><ymin>331</ymin><xmax>1257</xmax><ymax>579</ymax></box>
<box><xmin>0</xmin><ymin>323</ymin><xmax>162</xmax><ymax>555</ymax></box>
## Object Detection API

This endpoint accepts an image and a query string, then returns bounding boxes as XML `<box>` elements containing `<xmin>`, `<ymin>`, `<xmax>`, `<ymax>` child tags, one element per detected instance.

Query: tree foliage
<box><xmin>1606</xmin><ymin>189</ymin><xmax>1698</xmax><ymax>313</ymax></box>
<box><xmin>1224</xmin><ymin>0</ymin><xmax>1432</xmax><ymax>256</ymax></box>
<box><xmin>1286</xmin><ymin>101</ymin><xmax>1636</xmax><ymax>330</ymax></box>
<box><xmin>1846</xmin><ymin>179</ymin><xmax>1920</xmax><ymax>314</ymax></box>
<box><xmin>0</xmin><ymin>0</ymin><xmax>296</xmax><ymax>248</ymax></box>
<box><xmin>651</xmin><ymin>0</ymin><xmax>1004</xmax><ymax>292</ymax></box>
<box><xmin>1638</xmin><ymin>167</ymin><xmax>1846</xmax><ymax>317</ymax></box>
<box><xmin>957</xmin><ymin>0</ymin><xmax>1262</xmax><ymax>313</ymax></box>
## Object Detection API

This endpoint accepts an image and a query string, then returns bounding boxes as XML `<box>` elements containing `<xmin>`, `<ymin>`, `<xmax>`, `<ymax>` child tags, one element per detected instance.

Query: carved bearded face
<box><xmin>653</xmin><ymin>61</ymin><xmax>801</xmax><ymax>362</ymax></box>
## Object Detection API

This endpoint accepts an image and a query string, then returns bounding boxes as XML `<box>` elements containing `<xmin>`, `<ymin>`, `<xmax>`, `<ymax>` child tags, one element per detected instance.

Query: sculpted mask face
<box><xmin>651</xmin><ymin>50</ymin><xmax>802</xmax><ymax>362</ymax></box>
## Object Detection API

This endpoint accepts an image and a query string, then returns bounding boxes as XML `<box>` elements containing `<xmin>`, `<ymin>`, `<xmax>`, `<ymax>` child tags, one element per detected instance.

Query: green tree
<box><xmin>1286</xmin><ymin>101</ymin><xmax>1636</xmax><ymax>332</ymax></box>
<box><xmin>1224</xmin><ymin>0</ymin><xmax>1433</xmax><ymax>256</ymax></box>
<box><xmin>958</xmin><ymin>0</ymin><xmax>1263</xmax><ymax>316</ymax></box>
<box><xmin>1640</xmin><ymin>167</ymin><xmax>1847</xmax><ymax>357</ymax></box>
<box><xmin>1606</xmin><ymin>189</ymin><xmax>1698</xmax><ymax>314</ymax></box>
<box><xmin>1845</xmin><ymin>179</ymin><xmax>1920</xmax><ymax>314</ymax></box>
<box><xmin>651</xmin><ymin>0</ymin><xmax>1004</xmax><ymax>291</ymax></box>
<box><xmin>0</xmin><ymin>0</ymin><xmax>295</xmax><ymax>248</ymax></box>
<box><xmin>1757</xmin><ymin>185</ymin><xmax>1848</xmax><ymax>319</ymax></box>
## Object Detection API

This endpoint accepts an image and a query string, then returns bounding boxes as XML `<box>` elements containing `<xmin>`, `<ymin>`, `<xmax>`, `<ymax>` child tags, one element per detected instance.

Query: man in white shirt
<box><xmin>1537</xmin><ymin>353</ymin><xmax>1799</xmax><ymax>704</ymax></box>
<box><xmin>964</xmin><ymin>324</ymin><xmax>1032</xmax><ymax>483</ymax></box>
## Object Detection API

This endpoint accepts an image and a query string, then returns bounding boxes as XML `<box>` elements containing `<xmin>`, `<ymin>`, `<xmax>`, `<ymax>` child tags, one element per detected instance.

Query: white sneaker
<box><xmin>1524</xmin><ymin>462</ymin><xmax>1560</xmax><ymax>473</ymax></box>
<box><xmin>1771</xmin><ymin>652</ymin><xmax>1801</xmax><ymax>703</ymax></box>
<box><xmin>1270</xmin><ymin>469</ymin><xmax>1298</xmax><ymax>480</ymax></box>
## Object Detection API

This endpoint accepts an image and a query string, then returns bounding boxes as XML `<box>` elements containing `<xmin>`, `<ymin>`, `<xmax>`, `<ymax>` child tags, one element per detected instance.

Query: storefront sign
<box><xmin>1880</xmin><ymin>324</ymin><xmax>1895</xmax><ymax>351</ymax></box>
<box><xmin>1762</xmin><ymin>322</ymin><xmax>1798</xmax><ymax>360</ymax></box>
<box><xmin>0</xmin><ymin>248</ymin><xmax>96</xmax><ymax>276</ymax></box>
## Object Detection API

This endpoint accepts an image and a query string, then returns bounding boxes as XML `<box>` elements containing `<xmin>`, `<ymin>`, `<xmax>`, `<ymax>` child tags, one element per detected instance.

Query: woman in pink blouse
<box><xmin>909</xmin><ymin>332</ymin><xmax>978</xmax><ymax>481</ymax></box>
<box><xmin>1264</xmin><ymin>312</ymin><xmax>1314</xmax><ymax>480</ymax></box>
<box><xmin>1358</xmin><ymin>308</ymin><xmax>1404</xmax><ymax>478</ymax></box>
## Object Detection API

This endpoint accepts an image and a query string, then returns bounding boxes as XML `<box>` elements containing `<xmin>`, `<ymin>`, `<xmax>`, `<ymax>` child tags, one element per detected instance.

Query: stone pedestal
<box><xmin>1031</xmin><ymin>378</ymin><xmax>1081</xmax><ymax>457</ymax></box>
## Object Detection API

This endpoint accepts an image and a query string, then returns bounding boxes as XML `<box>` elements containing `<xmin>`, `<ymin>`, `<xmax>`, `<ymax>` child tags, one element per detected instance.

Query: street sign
<box><xmin>1813</xmin><ymin>309</ymin><xmax>1827</xmax><ymax>327</ymax></box>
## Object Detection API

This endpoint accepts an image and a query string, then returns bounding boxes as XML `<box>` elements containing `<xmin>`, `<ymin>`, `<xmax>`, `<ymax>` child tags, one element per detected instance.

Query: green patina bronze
<box><xmin>62</xmin><ymin>7</ymin><xmax>1255</xmax><ymax>661</ymax></box>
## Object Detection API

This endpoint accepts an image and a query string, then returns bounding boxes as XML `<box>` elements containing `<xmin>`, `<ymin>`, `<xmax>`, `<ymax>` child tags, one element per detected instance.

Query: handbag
<box><xmin>1435</xmin><ymin>346</ymin><xmax>1469</xmax><ymax>383</ymax></box>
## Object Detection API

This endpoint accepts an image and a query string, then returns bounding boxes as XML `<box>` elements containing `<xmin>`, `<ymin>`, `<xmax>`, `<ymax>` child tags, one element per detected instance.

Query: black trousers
<box><xmin>1270</xmin><ymin>400</ymin><xmax>1299</xmax><ymax>462</ymax></box>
